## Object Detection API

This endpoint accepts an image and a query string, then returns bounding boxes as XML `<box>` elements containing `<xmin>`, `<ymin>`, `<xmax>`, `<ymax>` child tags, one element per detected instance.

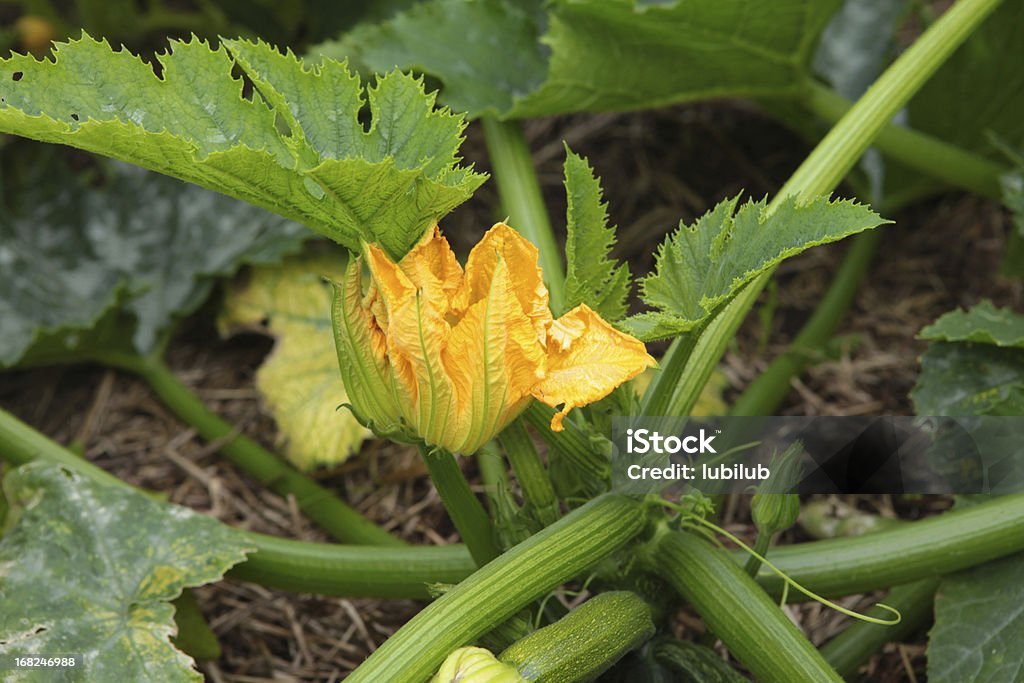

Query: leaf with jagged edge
<box><xmin>562</xmin><ymin>147</ymin><xmax>630</xmax><ymax>321</ymax></box>
<box><xmin>0</xmin><ymin>155</ymin><xmax>308</xmax><ymax>367</ymax></box>
<box><xmin>316</xmin><ymin>0</ymin><xmax>840</xmax><ymax>119</ymax></box>
<box><xmin>0</xmin><ymin>462</ymin><xmax>253</xmax><ymax>682</ymax></box>
<box><xmin>218</xmin><ymin>248</ymin><xmax>368</xmax><ymax>470</ymax></box>
<box><xmin>0</xmin><ymin>35</ymin><xmax>486</xmax><ymax>259</ymax></box>
<box><xmin>622</xmin><ymin>194</ymin><xmax>889</xmax><ymax>341</ymax></box>
<box><xmin>919</xmin><ymin>301</ymin><xmax>1024</xmax><ymax>349</ymax></box>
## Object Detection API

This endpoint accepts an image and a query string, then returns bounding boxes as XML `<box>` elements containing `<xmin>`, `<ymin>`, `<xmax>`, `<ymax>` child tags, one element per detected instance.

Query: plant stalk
<box><xmin>669</xmin><ymin>0</ymin><xmax>1004</xmax><ymax>416</ymax></box>
<box><xmin>743</xmin><ymin>531</ymin><xmax>775</xmax><ymax>577</ymax></box>
<box><xmin>481</xmin><ymin>116</ymin><xmax>566</xmax><ymax>313</ymax></box>
<box><xmin>644</xmin><ymin>530</ymin><xmax>843</xmax><ymax>682</ymax></box>
<box><xmin>347</xmin><ymin>494</ymin><xmax>647</xmax><ymax>683</ymax></box>
<box><xmin>499</xmin><ymin>419</ymin><xmax>559</xmax><ymax>526</ymax></box>
<box><xmin>802</xmin><ymin>80</ymin><xmax>1004</xmax><ymax>200</ymax></box>
<box><xmin>524</xmin><ymin>402</ymin><xmax>610</xmax><ymax>486</ymax></box>
<box><xmin>421</xmin><ymin>445</ymin><xmax>501</xmax><ymax>566</ymax></box>
<box><xmin>93</xmin><ymin>352</ymin><xmax>404</xmax><ymax>547</ymax></box>
<box><xmin>640</xmin><ymin>331</ymin><xmax>700</xmax><ymax>416</ymax></box>
<box><xmin>820</xmin><ymin>578</ymin><xmax>939</xmax><ymax>680</ymax></box>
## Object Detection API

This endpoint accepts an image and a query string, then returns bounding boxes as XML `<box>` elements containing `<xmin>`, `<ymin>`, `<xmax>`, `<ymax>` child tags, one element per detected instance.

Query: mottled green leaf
<box><xmin>321</xmin><ymin>0</ymin><xmax>546</xmax><ymax>118</ymax></box>
<box><xmin>562</xmin><ymin>147</ymin><xmax>630</xmax><ymax>321</ymax></box>
<box><xmin>911</xmin><ymin>342</ymin><xmax>1024</xmax><ymax>416</ymax></box>
<box><xmin>928</xmin><ymin>552</ymin><xmax>1024</xmax><ymax>683</ymax></box>
<box><xmin>0</xmin><ymin>157</ymin><xmax>308</xmax><ymax>367</ymax></box>
<box><xmin>624</xmin><ymin>195</ymin><xmax>888</xmax><ymax>340</ymax></box>
<box><xmin>0</xmin><ymin>462</ymin><xmax>252</xmax><ymax>682</ymax></box>
<box><xmin>0</xmin><ymin>35</ymin><xmax>485</xmax><ymax>258</ymax></box>
<box><xmin>219</xmin><ymin>248</ymin><xmax>369</xmax><ymax>470</ymax></box>
<box><xmin>317</xmin><ymin>0</ymin><xmax>839</xmax><ymax>118</ymax></box>
<box><xmin>919</xmin><ymin>301</ymin><xmax>1024</xmax><ymax>349</ymax></box>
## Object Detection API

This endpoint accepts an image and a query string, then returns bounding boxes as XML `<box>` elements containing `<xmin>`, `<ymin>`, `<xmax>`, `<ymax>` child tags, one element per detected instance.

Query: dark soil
<box><xmin>1</xmin><ymin>101</ymin><xmax>1018</xmax><ymax>681</ymax></box>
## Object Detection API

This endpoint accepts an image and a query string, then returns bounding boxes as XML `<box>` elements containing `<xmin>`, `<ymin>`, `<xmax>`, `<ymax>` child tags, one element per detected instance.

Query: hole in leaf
<box><xmin>70</xmin><ymin>113</ymin><xmax>80</xmax><ymax>121</ymax></box>
<box><xmin>12</xmin><ymin>72</ymin><xmax>23</xmax><ymax>81</ymax></box>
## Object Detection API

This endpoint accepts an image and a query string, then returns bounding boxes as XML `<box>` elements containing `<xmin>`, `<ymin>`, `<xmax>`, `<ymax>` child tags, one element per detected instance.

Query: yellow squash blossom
<box><xmin>332</xmin><ymin>223</ymin><xmax>655</xmax><ymax>454</ymax></box>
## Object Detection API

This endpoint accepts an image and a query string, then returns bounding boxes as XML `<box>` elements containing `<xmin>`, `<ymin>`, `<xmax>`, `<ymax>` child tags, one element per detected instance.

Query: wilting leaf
<box><xmin>562</xmin><ymin>147</ymin><xmax>630</xmax><ymax>321</ymax></box>
<box><xmin>219</xmin><ymin>249</ymin><xmax>368</xmax><ymax>469</ymax></box>
<box><xmin>0</xmin><ymin>462</ymin><xmax>252</xmax><ymax>682</ymax></box>
<box><xmin>624</xmin><ymin>194</ymin><xmax>888</xmax><ymax>340</ymax></box>
<box><xmin>919</xmin><ymin>301</ymin><xmax>1024</xmax><ymax>349</ymax></box>
<box><xmin>318</xmin><ymin>0</ymin><xmax>840</xmax><ymax>118</ymax></box>
<box><xmin>928</xmin><ymin>552</ymin><xmax>1024</xmax><ymax>683</ymax></box>
<box><xmin>0</xmin><ymin>35</ymin><xmax>485</xmax><ymax>259</ymax></box>
<box><xmin>0</xmin><ymin>157</ymin><xmax>308</xmax><ymax>367</ymax></box>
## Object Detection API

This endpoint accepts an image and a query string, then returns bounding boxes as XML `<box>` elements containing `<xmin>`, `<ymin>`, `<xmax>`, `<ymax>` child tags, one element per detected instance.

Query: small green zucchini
<box><xmin>499</xmin><ymin>591</ymin><xmax>655</xmax><ymax>683</ymax></box>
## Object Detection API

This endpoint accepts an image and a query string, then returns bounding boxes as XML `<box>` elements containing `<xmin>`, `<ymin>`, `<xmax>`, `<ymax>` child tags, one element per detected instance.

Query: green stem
<box><xmin>820</xmin><ymin>578</ymin><xmax>939</xmax><ymax>680</ymax></box>
<box><xmin>171</xmin><ymin>589</ymin><xmax>221</xmax><ymax>662</ymax></box>
<box><xmin>644</xmin><ymin>530</ymin><xmax>842</xmax><ymax>682</ymax></box>
<box><xmin>747</xmin><ymin>494</ymin><xmax>1024</xmax><ymax>598</ymax></box>
<box><xmin>743</xmin><ymin>532</ymin><xmax>774</xmax><ymax>577</ymax></box>
<box><xmin>476</xmin><ymin>441</ymin><xmax>511</xmax><ymax>505</ymax></box>
<box><xmin>524</xmin><ymin>402</ymin><xmax>610</xmax><ymax>487</ymax></box>
<box><xmin>802</xmin><ymin>80</ymin><xmax>1005</xmax><ymax>200</ymax></box>
<box><xmin>0</xmin><ymin>406</ymin><xmax>477</xmax><ymax>597</ymax></box>
<box><xmin>421</xmin><ymin>445</ymin><xmax>501</xmax><ymax>566</ymax></box>
<box><xmin>481</xmin><ymin>116</ymin><xmax>565</xmax><ymax>313</ymax></box>
<box><xmin>347</xmin><ymin>494</ymin><xmax>647</xmax><ymax>683</ymax></box>
<box><xmin>670</xmin><ymin>0</ymin><xmax>1004</xmax><ymax>416</ymax></box>
<box><xmin>640</xmin><ymin>331</ymin><xmax>700</xmax><ymax>416</ymax></box>
<box><xmin>499</xmin><ymin>420</ymin><xmax>559</xmax><ymax>526</ymax></box>
<box><xmin>95</xmin><ymin>352</ymin><xmax>404</xmax><ymax>547</ymax></box>
<box><xmin>730</xmin><ymin>230</ymin><xmax>882</xmax><ymax>416</ymax></box>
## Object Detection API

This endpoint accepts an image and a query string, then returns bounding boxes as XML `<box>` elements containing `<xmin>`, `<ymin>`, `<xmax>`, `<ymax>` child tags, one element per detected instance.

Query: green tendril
<box><xmin>662</xmin><ymin>500</ymin><xmax>901</xmax><ymax>626</ymax></box>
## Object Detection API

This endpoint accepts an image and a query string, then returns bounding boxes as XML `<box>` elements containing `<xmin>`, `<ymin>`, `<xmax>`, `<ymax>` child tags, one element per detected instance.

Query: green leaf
<box><xmin>911</xmin><ymin>342</ymin><xmax>1024</xmax><ymax>416</ymax></box>
<box><xmin>928</xmin><ymin>552</ymin><xmax>1024</xmax><ymax>683</ymax></box>
<box><xmin>218</xmin><ymin>248</ymin><xmax>369</xmax><ymax>470</ymax></box>
<box><xmin>0</xmin><ymin>462</ymin><xmax>253</xmax><ymax>682</ymax></box>
<box><xmin>908</xmin><ymin>1</ymin><xmax>1024</xmax><ymax>158</ymax></box>
<box><xmin>0</xmin><ymin>156</ymin><xmax>308</xmax><ymax>367</ymax></box>
<box><xmin>321</xmin><ymin>0</ymin><xmax>547</xmax><ymax>118</ymax></box>
<box><xmin>0</xmin><ymin>35</ymin><xmax>485</xmax><ymax>258</ymax></box>
<box><xmin>919</xmin><ymin>301</ymin><xmax>1024</xmax><ymax>349</ymax></box>
<box><xmin>562</xmin><ymin>147</ymin><xmax>630</xmax><ymax>321</ymax></box>
<box><xmin>624</xmin><ymin>194</ymin><xmax>888</xmax><ymax>340</ymax></box>
<box><xmin>318</xmin><ymin>0</ymin><xmax>840</xmax><ymax>119</ymax></box>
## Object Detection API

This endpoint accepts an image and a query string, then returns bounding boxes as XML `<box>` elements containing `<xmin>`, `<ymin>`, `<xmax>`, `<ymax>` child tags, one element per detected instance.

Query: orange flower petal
<box><xmin>532</xmin><ymin>305</ymin><xmax>656</xmax><ymax>431</ymax></box>
<box><xmin>458</xmin><ymin>223</ymin><xmax>551</xmax><ymax>342</ymax></box>
<box><xmin>399</xmin><ymin>225</ymin><xmax>463</xmax><ymax>307</ymax></box>
<box><xmin>444</xmin><ymin>257</ymin><xmax>545</xmax><ymax>452</ymax></box>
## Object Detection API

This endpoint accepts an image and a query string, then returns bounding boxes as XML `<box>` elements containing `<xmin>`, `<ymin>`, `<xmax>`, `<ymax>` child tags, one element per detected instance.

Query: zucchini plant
<box><xmin>0</xmin><ymin>0</ymin><xmax>1022</xmax><ymax>681</ymax></box>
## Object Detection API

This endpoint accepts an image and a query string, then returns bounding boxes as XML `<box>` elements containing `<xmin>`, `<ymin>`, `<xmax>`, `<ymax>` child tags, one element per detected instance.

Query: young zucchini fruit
<box><xmin>499</xmin><ymin>591</ymin><xmax>655</xmax><ymax>682</ymax></box>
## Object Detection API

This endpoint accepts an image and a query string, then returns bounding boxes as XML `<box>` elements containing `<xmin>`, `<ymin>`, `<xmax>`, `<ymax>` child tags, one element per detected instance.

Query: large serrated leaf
<box><xmin>928</xmin><ymin>552</ymin><xmax>1024</xmax><ymax>683</ymax></box>
<box><xmin>0</xmin><ymin>35</ymin><xmax>485</xmax><ymax>258</ymax></box>
<box><xmin>219</xmin><ymin>248</ymin><xmax>369</xmax><ymax>470</ymax></box>
<box><xmin>623</xmin><ymin>194</ymin><xmax>888</xmax><ymax>340</ymax></box>
<box><xmin>317</xmin><ymin>0</ymin><xmax>840</xmax><ymax>119</ymax></box>
<box><xmin>0</xmin><ymin>462</ymin><xmax>253</xmax><ymax>682</ymax></box>
<box><xmin>562</xmin><ymin>147</ymin><xmax>630</xmax><ymax>321</ymax></box>
<box><xmin>919</xmin><ymin>301</ymin><xmax>1024</xmax><ymax>349</ymax></box>
<box><xmin>0</xmin><ymin>156</ymin><xmax>308</xmax><ymax>366</ymax></box>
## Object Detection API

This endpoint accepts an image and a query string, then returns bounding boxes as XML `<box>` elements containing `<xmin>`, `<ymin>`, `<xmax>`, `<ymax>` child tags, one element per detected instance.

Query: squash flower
<box><xmin>332</xmin><ymin>223</ymin><xmax>655</xmax><ymax>454</ymax></box>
